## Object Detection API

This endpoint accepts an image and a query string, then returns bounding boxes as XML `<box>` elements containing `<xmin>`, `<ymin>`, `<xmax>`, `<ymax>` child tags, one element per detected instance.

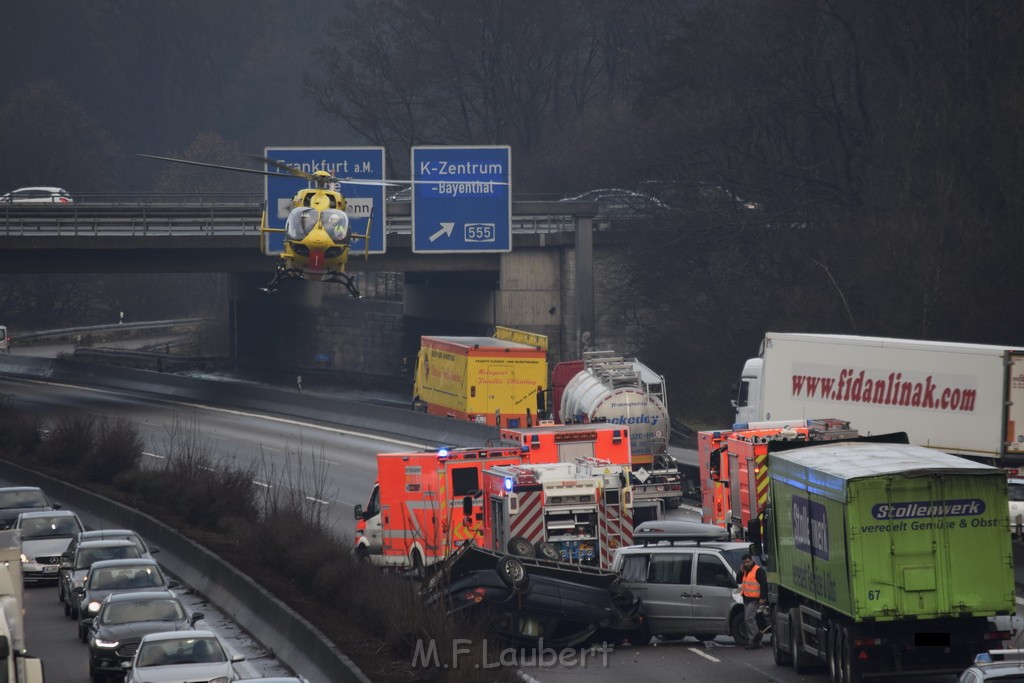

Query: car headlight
<box><xmin>87</xmin><ymin>601</ymin><xmax>102</xmax><ymax>614</ymax></box>
<box><xmin>210</xmin><ymin>678</ymin><xmax>230</xmax><ymax>683</ymax></box>
<box><xmin>19</xmin><ymin>553</ymin><xmax>30</xmax><ymax>563</ymax></box>
<box><xmin>92</xmin><ymin>636</ymin><xmax>118</xmax><ymax>649</ymax></box>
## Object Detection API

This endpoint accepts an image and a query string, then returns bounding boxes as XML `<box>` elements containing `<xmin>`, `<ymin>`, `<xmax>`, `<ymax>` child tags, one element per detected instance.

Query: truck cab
<box><xmin>730</xmin><ymin>357</ymin><xmax>761</xmax><ymax>424</ymax></box>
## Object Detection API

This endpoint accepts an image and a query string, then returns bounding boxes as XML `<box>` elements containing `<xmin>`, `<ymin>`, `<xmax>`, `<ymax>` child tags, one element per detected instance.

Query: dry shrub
<box><xmin>39</xmin><ymin>412</ymin><xmax>96</xmax><ymax>468</ymax></box>
<box><xmin>79</xmin><ymin>416</ymin><xmax>144</xmax><ymax>482</ymax></box>
<box><xmin>0</xmin><ymin>397</ymin><xmax>43</xmax><ymax>455</ymax></box>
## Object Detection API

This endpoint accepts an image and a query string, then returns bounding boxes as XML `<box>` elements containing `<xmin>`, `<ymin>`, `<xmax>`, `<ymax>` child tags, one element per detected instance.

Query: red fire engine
<box><xmin>698</xmin><ymin>418</ymin><xmax>857</xmax><ymax>537</ymax></box>
<box><xmin>480</xmin><ymin>459</ymin><xmax>633</xmax><ymax>569</ymax></box>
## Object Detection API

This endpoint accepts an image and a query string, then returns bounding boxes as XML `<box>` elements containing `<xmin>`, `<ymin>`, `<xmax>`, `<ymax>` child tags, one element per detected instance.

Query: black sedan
<box><xmin>423</xmin><ymin>543</ymin><xmax>640</xmax><ymax>648</ymax></box>
<box><xmin>83</xmin><ymin>590</ymin><xmax>203</xmax><ymax>681</ymax></box>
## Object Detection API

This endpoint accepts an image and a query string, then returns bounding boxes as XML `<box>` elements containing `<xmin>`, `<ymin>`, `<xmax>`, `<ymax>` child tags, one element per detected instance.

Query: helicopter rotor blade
<box><xmin>137</xmin><ymin>154</ymin><xmax>288</xmax><ymax>178</ymax></box>
<box><xmin>246</xmin><ymin>154</ymin><xmax>318</xmax><ymax>182</ymax></box>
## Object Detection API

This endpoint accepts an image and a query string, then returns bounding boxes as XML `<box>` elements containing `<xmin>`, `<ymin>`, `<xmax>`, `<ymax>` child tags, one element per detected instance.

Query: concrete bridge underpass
<box><xmin>0</xmin><ymin>198</ymin><xmax>602</xmax><ymax>377</ymax></box>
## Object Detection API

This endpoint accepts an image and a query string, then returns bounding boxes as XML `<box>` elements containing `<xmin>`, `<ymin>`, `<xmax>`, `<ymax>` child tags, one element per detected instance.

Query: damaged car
<box><xmin>423</xmin><ymin>541</ymin><xmax>640</xmax><ymax>648</ymax></box>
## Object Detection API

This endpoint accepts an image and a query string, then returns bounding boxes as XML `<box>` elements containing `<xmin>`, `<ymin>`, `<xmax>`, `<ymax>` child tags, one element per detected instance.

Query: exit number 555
<box><xmin>465</xmin><ymin>223</ymin><xmax>496</xmax><ymax>242</ymax></box>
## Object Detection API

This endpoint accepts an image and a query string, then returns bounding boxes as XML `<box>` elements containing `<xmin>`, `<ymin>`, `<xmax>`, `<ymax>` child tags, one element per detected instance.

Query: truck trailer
<box><xmin>732</xmin><ymin>332</ymin><xmax>1024</xmax><ymax>466</ymax></box>
<box><xmin>412</xmin><ymin>326</ymin><xmax>548</xmax><ymax>428</ymax></box>
<box><xmin>754</xmin><ymin>438</ymin><xmax>1015</xmax><ymax>680</ymax></box>
<box><xmin>0</xmin><ymin>530</ymin><xmax>44</xmax><ymax>683</ymax></box>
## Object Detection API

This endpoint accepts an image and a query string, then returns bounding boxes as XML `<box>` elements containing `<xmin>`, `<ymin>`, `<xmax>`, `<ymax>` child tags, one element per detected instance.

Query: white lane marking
<box><xmin>306</xmin><ymin>496</ymin><xmax>330</xmax><ymax>505</ymax></box>
<box><xmin>688</xmin><ymin>646</ymin><xmax>721</xmax><ymax>662</ymax></box>
<box><xmin>142</xmin><ymin>451</ymin><xmax>165</xmax><ymax>460</ymax></box>
<box><xmin>253</xmin><ymin>481</ymin><xmax>271</xmax><ymax>489</ymax></box>
<box><xmin>16</xmin><ymin>378</ymin><xmax>429</xmax><ymax>448</ymax></box>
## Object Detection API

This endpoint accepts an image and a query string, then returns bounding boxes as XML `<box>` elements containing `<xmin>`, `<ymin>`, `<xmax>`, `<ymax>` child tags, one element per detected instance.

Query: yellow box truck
<box><xmin>412</xmin><ymin>327</ymin><xmax>548</xmax><ymax>428</ymax></box>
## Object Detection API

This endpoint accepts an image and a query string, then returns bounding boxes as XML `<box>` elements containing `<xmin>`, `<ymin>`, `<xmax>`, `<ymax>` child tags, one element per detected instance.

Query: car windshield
<box><xmin>0</xmin><ymin>490</ymin><xmax>48</xmax><ymax>510</ymax></box>
<box><xmin>19</xmin><ymin>516</ymin><xmax>80</xmax><ymax>539</ymax></box>
<box><xmin>1009</xmin><ymin>482</ymin><xmax>1024</xmax><ymax>502</ymax></box>
<box><xmin>137</xmin><ymin>637</ymin><xmax>225</xmax><ymax>666</ymax></box>
<box><xmin>101</xmin><ymin>598</ymin><xmax>185</xmax><ymax>625</ymax></box>
<box><xmin>89</xmin><ymin>566</ymin><xmax>162</xmax><ymax>590</ymax></box>
<box><xmin>76</xmin><ymin>546</ymin><xmax>140</xmax><ymax>569</ymax></box>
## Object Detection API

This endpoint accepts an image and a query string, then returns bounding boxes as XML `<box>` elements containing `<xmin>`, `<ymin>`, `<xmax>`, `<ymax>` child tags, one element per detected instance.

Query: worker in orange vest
<box><xmin>736</xmin><ymin>553</ymin><xmax>768</xmax><ymax>649</ymax></box>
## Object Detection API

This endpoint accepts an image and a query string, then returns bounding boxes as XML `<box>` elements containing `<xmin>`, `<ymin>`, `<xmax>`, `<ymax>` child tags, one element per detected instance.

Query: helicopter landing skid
<box><xmin>259</xmin><ymin>268</ymin><xmax>361</xmax><ymax>299</ymax></box>
<box><xmin>324</xmin><ymin>271</ymin><xmax>362</xmax><ymax>299</ymax></box>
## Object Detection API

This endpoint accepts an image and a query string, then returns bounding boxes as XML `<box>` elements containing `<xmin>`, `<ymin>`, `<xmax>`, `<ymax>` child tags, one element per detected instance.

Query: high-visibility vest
<box><xmin>741</xmin><ymin>566</ymin><xmax>761</xmax><ymax>599</ymax></box>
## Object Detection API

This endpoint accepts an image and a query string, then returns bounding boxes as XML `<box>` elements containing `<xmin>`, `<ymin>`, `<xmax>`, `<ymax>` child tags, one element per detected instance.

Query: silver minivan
<box><xmin>611</xmin><ymin>521</ymin><xmax>754</xmax><ymax>645</ymax></box>
<box><xmin>0</xmin><ymin>325</ymin><xmax>8</xmax><ymax>353</ymax></box>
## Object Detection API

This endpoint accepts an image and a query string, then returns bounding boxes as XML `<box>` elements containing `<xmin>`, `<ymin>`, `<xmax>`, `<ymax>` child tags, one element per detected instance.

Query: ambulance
<box><xmin>354</xmin><ymin>445</ymin><xmax>529</xmax><ymax>570</ymax></box>
<box><xmin>480</xmin><ymin>459</ymin><xmax>633</xmax><ymax>569</ymax></box>
<box><xmin>698</xmin><ymin>418</ymin><xmax>857</xmax><ymax>537</ymax></box>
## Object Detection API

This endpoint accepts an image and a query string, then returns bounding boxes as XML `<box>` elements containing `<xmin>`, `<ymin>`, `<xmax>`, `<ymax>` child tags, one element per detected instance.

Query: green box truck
<box><xmin>757</xmin><ymin>437</ymin><xmax>1016</xmax><ymax>681</ymax></box>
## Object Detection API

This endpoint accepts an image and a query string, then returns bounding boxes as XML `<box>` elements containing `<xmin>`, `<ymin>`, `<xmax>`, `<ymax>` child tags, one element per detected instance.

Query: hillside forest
<box><xmin>1</xmin><ymin>0</ymin><xmax>1022</xmax><ymax>424</ymax></box>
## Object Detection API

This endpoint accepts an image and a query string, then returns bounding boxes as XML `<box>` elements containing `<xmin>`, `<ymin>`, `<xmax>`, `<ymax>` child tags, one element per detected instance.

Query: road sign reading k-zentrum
<box><xmin>262</xmin><ymin>147</ymin><xmax>386</xmax><ymax>255</ymax></box>
<box><xmin>411</xmin><ymin>146</ymin><xmax>511</xmax><ymax>253</ymax></box>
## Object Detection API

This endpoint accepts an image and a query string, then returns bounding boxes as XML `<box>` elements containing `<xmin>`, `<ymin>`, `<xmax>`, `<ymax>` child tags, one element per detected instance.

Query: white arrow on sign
<box><xmin>429</xmin><ymin>222</ymin><xmax>456</xmax><ymax>242</ymax></box>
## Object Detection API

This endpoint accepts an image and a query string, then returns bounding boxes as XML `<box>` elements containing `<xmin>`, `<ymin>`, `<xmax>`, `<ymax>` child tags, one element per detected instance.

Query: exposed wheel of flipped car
<box><xmin>496</xmin><ymin>554</ymin><xmax>530</xmax><ymax>591</ymax></box>
<box><xmin>534</xmin><ymin>540</ymin><xmax>559</xmax><ymax>561</ymax></box>
<box><xmin>507</xmin><ymin>536</ymin><xmax>535</xmax><ymax>558</ymax></box>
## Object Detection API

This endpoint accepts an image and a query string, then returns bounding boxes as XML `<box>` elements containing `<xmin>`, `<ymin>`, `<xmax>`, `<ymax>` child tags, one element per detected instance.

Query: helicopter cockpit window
<box><xmin>286</xmin><ymin>208</ymin><xmax>319</xmax><ymax>240</ymax></box>
<box><xmin>320</xmin><ymin>209</ymin><xmax>350</xmax><ymax>244</ymax></box>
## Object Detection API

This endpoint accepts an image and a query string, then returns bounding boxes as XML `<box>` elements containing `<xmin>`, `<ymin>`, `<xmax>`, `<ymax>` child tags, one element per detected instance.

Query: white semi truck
<box><xmin>732</xmin><ymin>332</ymin><xmax>1024</xmax><ymax>466</ymax></box>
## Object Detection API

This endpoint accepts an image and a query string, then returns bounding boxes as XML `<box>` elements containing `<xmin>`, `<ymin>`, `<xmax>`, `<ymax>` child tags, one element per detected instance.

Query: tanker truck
<box><xmin>732</xmin><ymin>332</ymin><xmax>1024</xmax><ymax>467</ymax></box>
<box><xmin>558</xmin><ymin>351</ymin><xmax>683</xmax><ymax>511</ymax></box>
<box><xmin>749</xmin><ymin>434</ymin><xmax>1016</xmax><ymax>680</ymax></box>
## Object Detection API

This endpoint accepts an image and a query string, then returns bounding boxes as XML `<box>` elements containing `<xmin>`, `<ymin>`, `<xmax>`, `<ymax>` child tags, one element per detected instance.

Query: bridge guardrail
<box><xmin>0</xmin><ymin>201</ymin><xmax>594</xmax><ymax>237</ymax></box>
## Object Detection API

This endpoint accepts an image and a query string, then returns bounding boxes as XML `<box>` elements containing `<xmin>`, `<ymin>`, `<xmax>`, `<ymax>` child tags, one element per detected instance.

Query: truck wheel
<box><xmin>789</xmin><ymin>608</ymin><xmax>812</xmax><ymax>674</ymax></box>
<box><xmin>507</xmin><ymin>536</ymin><xmax>535</xmax><ymax>558</ymax></box>
<box><xmin>771</xmin><ymin>607</ymin><xmax>791</xmax><ymax>666</ymax></box>
<box><xmin>730</xmin><ymin>610</ymin><xmax>749</xmax><ymax>646</ymax></box>
<box><xmin>827</xmin><ymin>622</ymin><xmax>841</xmax><ymax>683</ymax></box>
<box><xmin>496</xmin><ymin>555</ymin><xmax>530</xmax><ymax>592</ymax></box>
<box><xmin>841</xmin><ymin>625</ymin><xmax>863</xmax><ymax>683</ymax></box>
<box><xmin>534</xmin><ymin>540</ymin><xmax>559</xmax><ymax>561</ymax></box>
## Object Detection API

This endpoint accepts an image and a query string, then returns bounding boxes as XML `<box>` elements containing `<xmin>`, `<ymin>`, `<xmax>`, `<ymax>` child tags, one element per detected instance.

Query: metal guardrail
<box><xmin>0</xmin><ymin>201</ymin><xmax>591</xmax><ymax>237</ymax></box>
<box><xmin>14</xmin><ymin>318</ymin><xmax>206</xmax><ymax>343</ymax></box>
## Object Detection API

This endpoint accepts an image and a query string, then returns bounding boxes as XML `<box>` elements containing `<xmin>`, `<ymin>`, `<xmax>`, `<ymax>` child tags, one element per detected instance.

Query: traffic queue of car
<box><xmin>0</xmin><ymin>485</ymin><xmax>308</xmax><ymax>682</ymax></box>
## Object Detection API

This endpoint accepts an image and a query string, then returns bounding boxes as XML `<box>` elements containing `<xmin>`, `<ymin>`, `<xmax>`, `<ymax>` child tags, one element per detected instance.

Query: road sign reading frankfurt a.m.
<box><xmin>411</xmin><ymin>146</ymin><xmax>511</xmax><ymax>253</ymax></box>
<box><xmin>262</xmin><ymin>147</ymin><xmax>386</xmax><ymax>255</ymax></box>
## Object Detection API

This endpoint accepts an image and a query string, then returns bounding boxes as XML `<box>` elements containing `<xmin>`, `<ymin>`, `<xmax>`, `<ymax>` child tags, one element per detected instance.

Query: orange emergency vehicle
<box><xmin>481</xmin><ymin>459</ymin><xmax>633</xmax><ymax>569</ymax></box>
<box><xmin>698</xmin><ymin>418</ymin><xmax>857</xmax><ymax>537</ymax></box>
<box><xmin>354</xmin><ymin>445</ymin><xmax>531</xmax><ymax>570</ymax></box>
<box><xmin>501</xmin><ymin>422</ymin><xmax>677</xmax><ymax>523</ymax></box>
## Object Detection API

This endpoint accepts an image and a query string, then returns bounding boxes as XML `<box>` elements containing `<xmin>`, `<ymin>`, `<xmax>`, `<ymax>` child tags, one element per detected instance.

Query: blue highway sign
<box><xmin>262</xmin><ymin>147</ymin><xmax>386</xmax><ymax>255</ymax></box>
<box><xmin>411</xmin><ymin>146</ymin><xmax>511</xmax><ymax>253</ymax></box>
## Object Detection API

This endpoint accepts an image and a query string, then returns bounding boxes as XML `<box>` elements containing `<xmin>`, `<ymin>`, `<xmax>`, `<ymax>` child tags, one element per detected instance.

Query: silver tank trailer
<box><xmin>559</xmin><ymin>352</ymin><xmax>669</xmax><ymax>457</ymax></box>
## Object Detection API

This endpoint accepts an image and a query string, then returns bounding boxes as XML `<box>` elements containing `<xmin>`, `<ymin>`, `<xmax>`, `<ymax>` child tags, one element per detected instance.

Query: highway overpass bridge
<box><xmin>0</xmin><ymin>199</ymin><xmax>605</xmax><ymax>381</ymax></box>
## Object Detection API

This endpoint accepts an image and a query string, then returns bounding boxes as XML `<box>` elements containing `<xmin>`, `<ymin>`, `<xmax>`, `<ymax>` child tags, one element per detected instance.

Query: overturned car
<box><xmin>423</xmin><ymin>540</ymin><xmax>641</xmax><ymax>648</ymax></box>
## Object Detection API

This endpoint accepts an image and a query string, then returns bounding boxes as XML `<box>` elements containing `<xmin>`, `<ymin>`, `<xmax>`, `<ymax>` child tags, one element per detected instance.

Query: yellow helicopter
<box><xmin>139</xmin><ymin>153</ymin><xmax>395</xmax><ymax>297</ymax></box>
